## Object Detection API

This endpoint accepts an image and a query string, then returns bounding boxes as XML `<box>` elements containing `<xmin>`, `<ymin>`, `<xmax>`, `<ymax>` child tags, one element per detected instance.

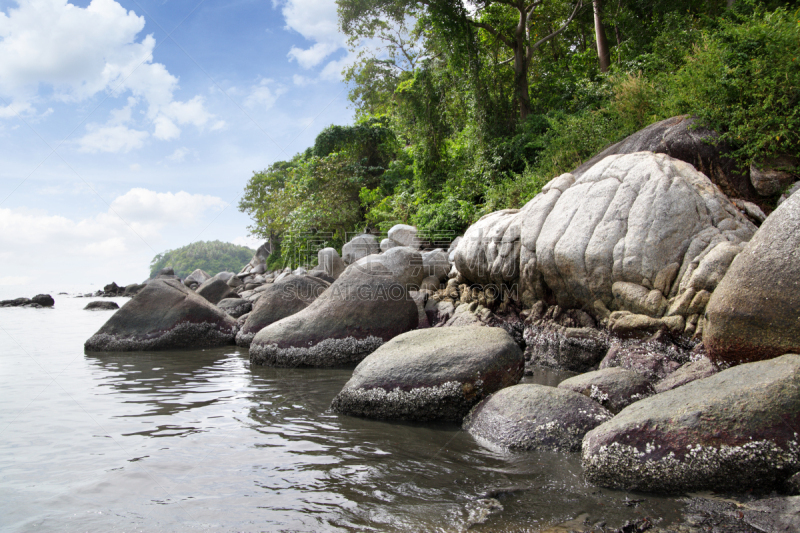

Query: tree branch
<box><xmin>470</xmin><ymin>20</ymin><xmax>514</xmax><ymax>49</ymax></box>
<box><xmin>527</xmin><ymin>0</ymin><xmax>582</xmax><ymax>63</ymax></box>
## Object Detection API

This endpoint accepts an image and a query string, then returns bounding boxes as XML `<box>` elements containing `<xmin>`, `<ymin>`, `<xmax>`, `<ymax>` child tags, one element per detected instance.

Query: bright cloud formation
<box><xmin>283</xmin><ymin>0</ymin><xmax>349</xmax><ymax>75</ymax></box>
<box><xmin>0</xmin><ymin>0</ymin><xmax>222</xmax><ymax>151</ymax></box>
<box><xmin>0</xmin><ymin>188</ymin><xmax>227</xmax><ymax>258</ymax></box>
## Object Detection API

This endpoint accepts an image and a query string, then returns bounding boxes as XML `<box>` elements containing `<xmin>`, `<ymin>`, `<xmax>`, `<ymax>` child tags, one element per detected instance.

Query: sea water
<box><xmin>0</xmin><ymin>291</ymin><xmax>684</xmax><ymax>532</ymax></box>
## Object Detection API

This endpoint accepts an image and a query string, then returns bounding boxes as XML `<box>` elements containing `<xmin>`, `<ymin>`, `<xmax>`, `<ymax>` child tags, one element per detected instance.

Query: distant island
<box><xmin>149</xmin><ymin>240</ymin><xmax>257</xmax><ymax>279</ymax></box>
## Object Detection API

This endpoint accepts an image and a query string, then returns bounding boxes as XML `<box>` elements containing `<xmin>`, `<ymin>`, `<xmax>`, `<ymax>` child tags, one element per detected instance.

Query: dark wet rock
<box><xmin>31</xmin><ymin>294</ymin><xmax>54</xmax><ymax>307</ymax></box>
<box><xmin>195</xmin><ymin>274</ymin><xmax>239</xmax><ymax>305</ymax></box>
<box><xmin>236</xmin><ymin>275</ymin><xmax>329</xmax><ymax>347</ymax></box>
<box><xmin>103</xmin><ymin>282</ymin><xmax>122</xmax><ymax>296</ymax></box>
<box><xmin>704</xmin><ymin>192</ymin><xmax>800</xmax><ymax>365</ymax></box>
<box><xmin>599</xmin><ymin>334</ymin><xmax>689</xmax><ymax>380</ymax></box>
<box><xmin>571</xmin><ymin>115</ymin><xmax>761</xmax><ymax>208</ymax></box>
<box><xmin>84</xmin><ymin>279</ymin><xmax>236</xmax><ymax>351</ymax></box>
<box><xmin>1</xmin><ymin>297</ymin><xmax>31</xmax><ymax>307</ymax></box>
<box><xmin>742</xmin><ymin>496</ymin><xmax>800</xmax><ymax>533</ymax></box>
<box><xmin>84</xmin><ymin>301</ymin><xmax>120</xmax><ymax>311</ymax></box>
<box><xmin>249</xmin><ymin>271</ymin><xmax>418</xmax><ymax>367</ymax></box>
<box><xmin>558</xmin><ymin>367</ymin><xmax>654</xmax><ymax>414</ymax></box>
<box><xmin>524</xmin><ymin>322</ymin><xmax>610</xmax><ymax>373</ymax></box>
<box><xmin>582</xmin><ymin>354</ymin><xmax>800</xmax><ymax>494</ymax></box>
<box><xmin>464</xmin><ymin>384</ymin><xmax>612</xmax><ymax>451</ymax></box>
<box><xmin>123</xmin><ymin>283</ymin><xmax>144</xmax><ymax>297</ymax></box>
<box><xmin>217</xmin><ymin>298</ymin><xmax>252</xmax><ymax>319</ymax></box>
<box><xmin>331</xmin><ymin>326</ymin><xmax>523</xmax><ymax>422</ymax></box>
<box><xmin>654</xmin><ymin>356</ymin><xmax>718</xmax><ymax>394</ymax></box>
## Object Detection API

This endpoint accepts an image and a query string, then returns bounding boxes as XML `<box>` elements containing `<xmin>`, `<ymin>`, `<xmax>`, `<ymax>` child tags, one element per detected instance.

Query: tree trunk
<box><xmin>593</xmin><ymin>0</ymin><xmax>610</xmax><ymax>72</ymax></box>
<box><xmin>514</xmin><ymin>6</ymin><xmax>531</xmax><ymax>121</ymax></box>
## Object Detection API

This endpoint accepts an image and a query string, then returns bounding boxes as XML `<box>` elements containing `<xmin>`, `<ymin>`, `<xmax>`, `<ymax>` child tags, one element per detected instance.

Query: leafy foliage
<box><xmin>240</xmin><ymin>1</ymin><xmax>799</xmax><ymax>265</ymax></box>
<box><xmin>149</xmin><ymin>241</ymin><xmax>256</xmax><ymax>279</ymax></box>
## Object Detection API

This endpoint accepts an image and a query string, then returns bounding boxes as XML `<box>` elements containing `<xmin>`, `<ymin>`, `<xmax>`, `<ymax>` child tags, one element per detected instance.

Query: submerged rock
<box><xmin>704</xmin><ymin>192</ymin><xmax>800</xmax><ymax>365</ymax></box>
<box><xmin>331</xmin><ymin>326</ymin><xmax>523</xmax><ymax>422</ymax></box>
<box><xmin>236</xmin><ymin>275</ymin><xmax>329</xmax><ymax>347</ymax></box>
<box><xmin>464</xmin><ymin>384</ymin><xmax>612</xmax><ymax>451</ymax></box>
<box><xmin>84</xmin><ymin>279</ymin><xmax>237</xmax><ymax>351</ymax></box>
<box><xmin>582</xmin><ymin>354</ymin><xmax>800</xmax><ymax>493</ymax></box>
<box><xmin>249</xmin><ymin>270</ymin><xmax>418</xmax><ymax>367</ymax></box>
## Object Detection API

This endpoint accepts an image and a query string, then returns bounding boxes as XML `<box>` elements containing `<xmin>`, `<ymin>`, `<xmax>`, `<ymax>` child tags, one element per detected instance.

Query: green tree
<box><xmin>150</xmin><ymin>241</ymin><xmax>256</xmax><ymax>279</ymax></box>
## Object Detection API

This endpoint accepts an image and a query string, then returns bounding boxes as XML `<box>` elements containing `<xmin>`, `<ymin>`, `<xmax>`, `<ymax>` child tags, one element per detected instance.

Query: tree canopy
<box><xmin>240</xmin><ymin>0</ymin><xmax>800</xmax><ymax>267</ymax></box>
<box><xmin>149</xmin><ymin>241</ymin><xmax>256</xmax><ymax>279</ymax></box>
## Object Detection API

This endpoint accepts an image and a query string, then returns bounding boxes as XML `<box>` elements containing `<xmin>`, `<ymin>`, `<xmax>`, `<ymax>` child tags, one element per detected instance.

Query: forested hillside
<box><xmin>239</xmin><ymin>0</ymin><xmax>799</xmax><ymax>266</ymax></box>
<box><xmin>149</xmin><ymin>241</ymin><xmax>256</xmax><ymax>279</ymax></box>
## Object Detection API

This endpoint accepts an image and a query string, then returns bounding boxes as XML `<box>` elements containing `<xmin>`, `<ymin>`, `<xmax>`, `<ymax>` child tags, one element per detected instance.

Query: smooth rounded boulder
<box><xmin>557</xmin><ymin>367</ymin><xmax>653</xmax><ymax>414</ymax></box>
<box><xmin>704</xmin><ymin>192</ymin><xmax>800</xmax><ymax>364</ymax></box>
<box><xmin>84</xmin><ymin>279</ymin><xmax>237</xmax><ymax>351</ymax></box>
<box><xmin>235</xmin><ymin>275</ymin><xmax>329</xmax><ymax>347</ymax></box>
<box><xmin>341</xmin><ymin>234</ymin><xmax>380</xmax><ymax>264</ymax></box>
<box><xmin>582</xmin><ymin>354</ymin><xmax>800</xmax><ymax>493</ymax></box>
<box><xmin>331</xmin><ymin>326</ymin><xmax>523</xmax><ymax>422</ymax></box>
<box><xmin>249</xmin><ymin>270</ymin><xmax>418</xmax><ymax>367</ymax></box>
<box><xmin>464</xmin><ymin>384</ymin><xmax>613</xmax><ymax>451</ymax></box>
<box><xmin>348</xmin><ymin>246</ymin><xmax>425</xmax><ymax>289</ymax></box>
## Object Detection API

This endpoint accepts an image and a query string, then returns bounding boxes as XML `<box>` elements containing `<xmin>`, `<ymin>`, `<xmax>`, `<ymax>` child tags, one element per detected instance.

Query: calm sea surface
<box><xmin>0</xmin><ymin>292</ymin><xmax>684</xmax><ymax>532</ymax></box>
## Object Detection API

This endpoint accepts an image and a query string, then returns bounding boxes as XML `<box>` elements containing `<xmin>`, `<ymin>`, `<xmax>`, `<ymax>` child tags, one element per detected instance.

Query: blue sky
<box><xmin>0</xmin><ymin>0</ymin><xmax>358</xmax><ymax>289</ymax></box>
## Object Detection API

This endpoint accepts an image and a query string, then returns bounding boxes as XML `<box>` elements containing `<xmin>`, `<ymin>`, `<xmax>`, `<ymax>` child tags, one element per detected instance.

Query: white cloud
<box><xmin>288</xmin><ymin>42</ymin><xmax>341</xmax><ymax>69</ymax></box>
<box><xmin>130</xmin><ymin>163</ymin><xmax>141</xmax><ymax>171</ymax></box>
<box><xmin>153</xmin><ymin>115</ymin><xmax>180</xmax><ymax>141</ymax></box>
<box><xmin>292</xmin><ymin>74</ymin><xmax>313</xmax><ymax>86</ymax></box>
<box><xmin>0</xmin><ymin>189</ymin><xmax>227</xmax><ymax>257</ymax></box>
<box><xmin>232</xmin><ymin>235</ymin><xmax>264</xmax><ymax>250</ymax></box>
<box><xmin>244</xmin><ymin>79</ymin><xmax>285</xmax><ymax>110</ymax></box>
<box><xmin>167</xmin><ymin>147</ymin><xmax>190</xmax><ymax>162</ymax></box>
<box><xmin>78</xmin><ymin>124</ymin><xmax>149</xmax><ymax>153</ymax></box>
<box><xmin>283</xmin><ymin>0</ymin><xmax>346</xmax><ymax>69</ymax></box>
<box><xmin>0</xmin><ymin>0</ymin><xmax>220</xmax><ymax>150</ymax></box>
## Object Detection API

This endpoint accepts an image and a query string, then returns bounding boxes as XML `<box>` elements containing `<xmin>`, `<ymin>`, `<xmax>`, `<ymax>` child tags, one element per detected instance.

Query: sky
<box><xmin>0</xmin><ymin>0</ymin><xmax>360</xmax><ymax>290</ymax></box>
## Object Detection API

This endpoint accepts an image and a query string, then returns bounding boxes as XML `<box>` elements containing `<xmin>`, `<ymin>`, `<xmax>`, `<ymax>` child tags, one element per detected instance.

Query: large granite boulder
<box><xmin>571</xmin><ymin>115</ymin><xmax>761</xmax><ymax>207</ymax></box>
<box><xmin>454</xmin><ymin>152</ymin><xmax>756</xmax><ymax>319</ymax></box>
<box><xmin>84</xmin><ymin>279</ymin><xmax>237</xmax><ymax>351</ymax></box>
<box><xmin>195</xmin><ymin>273</ymin><xmax>239</xmax><ymax>305</ymax></box>
<box><xmin>341</xmin><ymin>234</ymin><xmax>380</xmax><ymax>264</ymax></box>
<box><xmin>464</xmin><ymin>384</ymin><xmax>613</xmax><ymax>452</ymax></box>
<box><xmin>558</xmin><ymin>367</ymin><xmax>654</xmax><ymax>414</ymax></box>
<box><xmin>454</xmin><ymin>209</ymin><xmax>521</xmax><ymax>286</ymax></box>
<box><xmin>582</xmin><ymin>354</ymin><xmax>800</xmax><ymax>493</ymax></box>
<box><xmin>347</xmin><ymin>246</ymin><xmax>425</xmax><ymax>289</ymax></box>
<box><xmin>387</xmin><ymin>224</ymin><xmax>419</xmax><ymax>248</ymax></box>
<box><xmin>249</xmin><ymin>269</ymin><xmax>418</xmax><ymax>367</ymax></box>
<box><xmin>235</xmin><ymin>275</ymin><xmax>330</xmax><ymax>347</ymax></box>
<box><xmin>704</xmin><ymin>192</ymin><xmax>800</xmax><ymax>365</ymax></box>
<box><xmin>331</xmin><ymin>326</ymin><xmax>523</xmax><ymax>422</ymax></box>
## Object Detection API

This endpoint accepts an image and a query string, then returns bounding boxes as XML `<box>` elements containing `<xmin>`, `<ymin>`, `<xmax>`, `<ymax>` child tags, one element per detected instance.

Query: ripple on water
<box><xmin>0</xmin><ymin>296</ymin><xmax>685</xmax><ymax>532</ymax></box>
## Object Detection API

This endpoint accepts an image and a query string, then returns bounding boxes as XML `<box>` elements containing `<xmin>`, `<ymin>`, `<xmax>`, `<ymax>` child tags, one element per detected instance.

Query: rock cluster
<box><xmin>0</xmin><ymin>294</ymin><xmax>54</xmax><ymax>308</ymax></box>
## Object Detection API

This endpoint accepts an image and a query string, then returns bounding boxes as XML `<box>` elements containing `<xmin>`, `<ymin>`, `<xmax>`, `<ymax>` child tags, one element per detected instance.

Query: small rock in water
<box><xmin>84</xmin><ymin>301</ymin><xmax>120</xmax><ymax>311</ymax></box>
